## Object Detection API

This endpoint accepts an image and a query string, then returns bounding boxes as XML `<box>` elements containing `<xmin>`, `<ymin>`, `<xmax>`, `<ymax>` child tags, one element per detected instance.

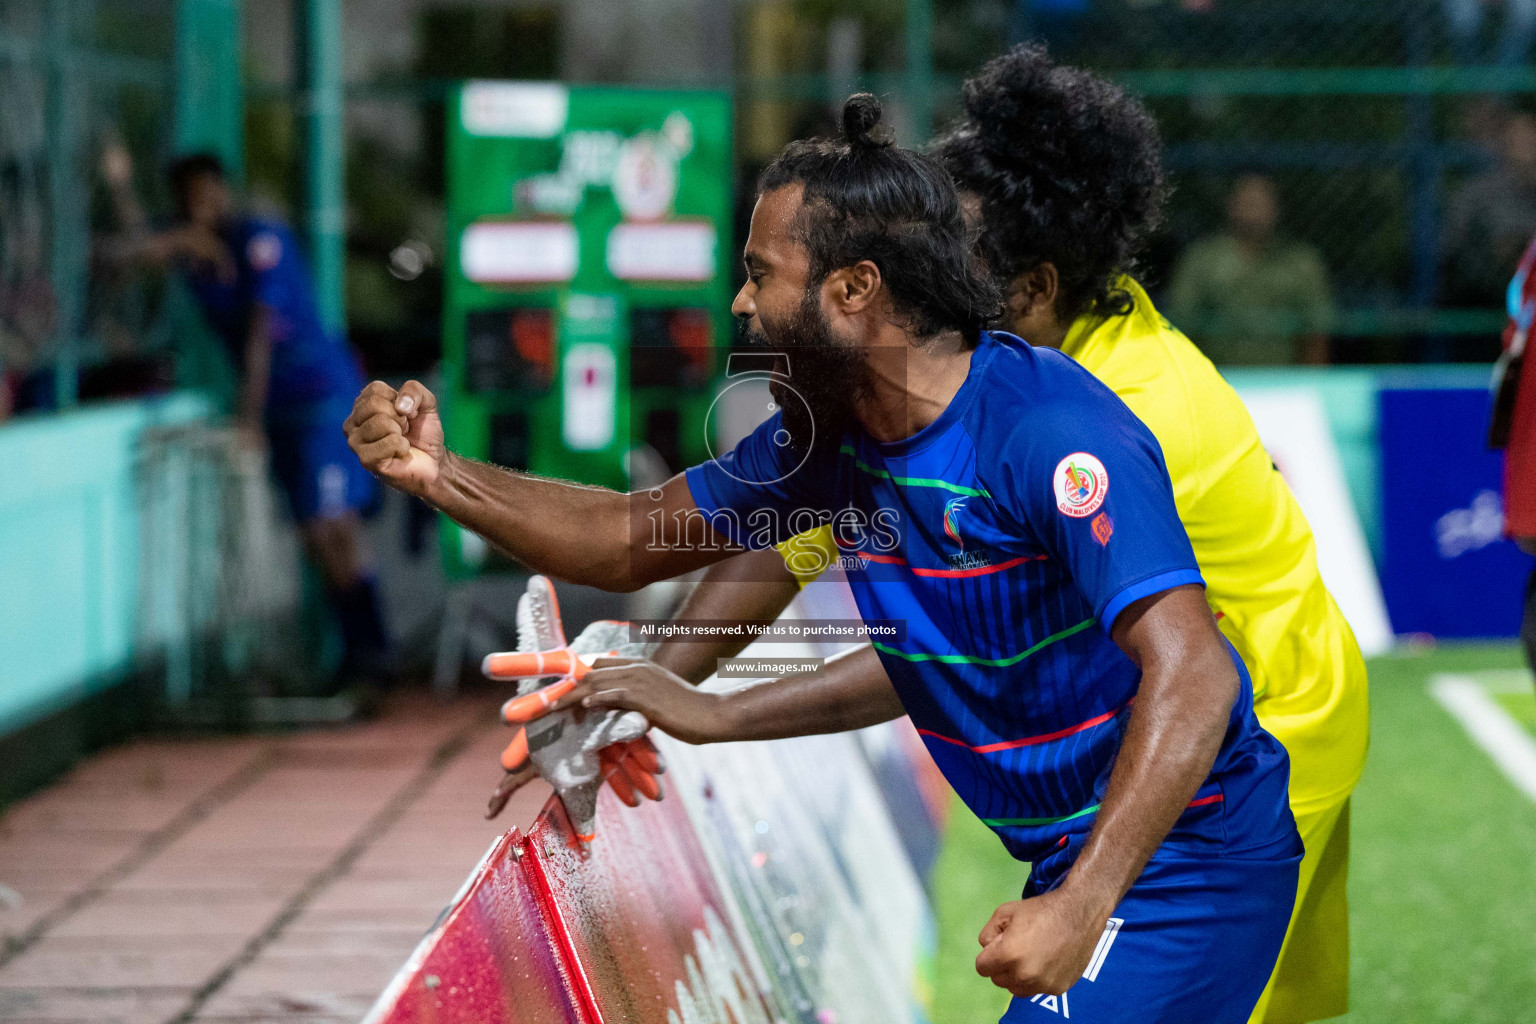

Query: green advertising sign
<box><xmin>443</xmin><ymin>82</ymin><xmax>733</xmax><ymax>577</ymax></box>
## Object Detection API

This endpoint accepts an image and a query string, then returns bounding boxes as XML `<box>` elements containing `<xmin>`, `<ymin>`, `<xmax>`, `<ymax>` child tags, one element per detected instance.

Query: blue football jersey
<box><xmin>183</xmin><ymin>216</ymin><xmax>361</xmax><ymax>407</ymax></box>
<box><xmin>687</xmin><ymin>331</ymin><xmax>1295</xmax><ymax>877</ymax></box>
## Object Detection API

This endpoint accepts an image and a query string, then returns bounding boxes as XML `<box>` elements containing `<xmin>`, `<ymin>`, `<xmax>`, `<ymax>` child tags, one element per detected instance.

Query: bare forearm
<box><xmin>428</xmin><ymin>454</ymin><xmax>643</xmax><ymax>588</ymax></box>
<box><xmin>108</xmin><ymin>181</ymin><xmax>150</xmax><ymax>238</ymax></box>
<box><xmin>711</xmin><ymin>645</ymin><xmax>902</xmax><ymax>740</ymax></box>
<box><xmin>114</xmin><ymin>230</ymin><xmax>171</xmax><ymax>267</ymax></box>
<box><xmin>653</xmin><ymin>547</ymin><xmax>802</xmax><ymax>684</ymax></box>
<box><xmin>1063</xmin><ymin>589</ymin><xmax>1237</xmax><ymax>911</ymax></box>
<box><xmin>238</xmin><ymin>320</ymin><xmax>272</xmax><ymax>424</ymax></box>
<box><xmin>426</xmin><ymin>459</ymin><xmax>727</xmax><ymax>591</ymax></box>
<box><xmin>569</xmin><ymin>644</ymin><xmax>903</xmax><ymax>745</ymax></box>
<box><xmin>347</xmin><ymin>378</ymin><xmax>735</xmax><ymax>591</ymax></box>
<box><xmin>1066</xmin><ymin>658</ymin><xmax>1230</xmax><ymax>906</ymax></box>
<box><xmin>114</xmin><ymin>222</ymin><xmax>197</xmax><ymax>268</ymax></box>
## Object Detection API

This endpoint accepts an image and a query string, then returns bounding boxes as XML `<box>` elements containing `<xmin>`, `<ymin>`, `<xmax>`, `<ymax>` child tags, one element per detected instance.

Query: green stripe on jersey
<box><xmin>983</xmin><ymin>804</ymin><xmax>1100</xmax><ymax>828</ymax></box>
<box><xmin>873</xmin><ymin>618</ymin><xmax>1098</xmax><ymax>668</ymax></box>
<box><xmin>839</xmin><ymin>444</ymin><xmax>992</xmax><ymax>497</ymax></box>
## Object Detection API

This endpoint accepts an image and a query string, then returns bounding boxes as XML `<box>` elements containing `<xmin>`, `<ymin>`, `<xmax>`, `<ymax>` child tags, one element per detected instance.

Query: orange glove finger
<box><xmin>483</xmin><ymin>649</ymin><xmax>576</xmax><ymax>680</ymax></box>
<box><xmin>500</xmin><ymin>678</ymin><xmax>577</xmax><ymax>724</ymax></box>
<box><xmin>600</xmin><ymin>748</ymin><xmax>641</xmax><ymax>807</ymax></box>
<box><xmin>625</xmin><ymin>738</ymin><xmax>662</xmax><ymax>776</ymax></box>
<box><xmin>499</xmin><ymin>728</ymin><xmax>530</xmax><ymax>771</ymax></box>
<box><xmin>617</xmin><ymin>749</ymin><xmax>663</xmax><ymax>802</ymax></box>
<box><xmin>643</xmin><ymin>735</ymin><xmax>666</xmax><ymax>773</ymax></box>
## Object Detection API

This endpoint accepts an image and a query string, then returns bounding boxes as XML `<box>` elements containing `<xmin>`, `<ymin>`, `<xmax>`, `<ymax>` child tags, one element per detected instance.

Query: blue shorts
<box><xmin>265</xmin><ymin>394</ymin><xmax>378</xmax><ymax>524</ymax></box>
<box><xmin>1001</xmin><ymin>849</ymin><xmax>1301</xmax><ymax>1024</ymax></box>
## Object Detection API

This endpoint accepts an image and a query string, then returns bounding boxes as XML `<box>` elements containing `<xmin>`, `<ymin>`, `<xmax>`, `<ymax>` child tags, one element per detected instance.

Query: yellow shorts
<box><xmin>1249</xmin><ymin>798</ymin><xmax>1351</xmax><ymax>1024</ymax></box>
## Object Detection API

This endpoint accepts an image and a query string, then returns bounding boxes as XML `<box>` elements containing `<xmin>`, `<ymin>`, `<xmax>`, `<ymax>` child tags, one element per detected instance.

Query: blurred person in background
<box><xmin>1167</xmin><ymin>173</ymin><xmax>1333</xmax><ymax>366</ymax></box>
<box><xmin>1493</xmin><ymin>233</ymin><xmax>1536</xmax><ymax>689</ymax></box>
<box><xmin>0</xmin><ymin>159</ymin><xmax>59</xmax><ymax>416</ymax></box>
<box><xmin>1442</xmin><ymin>107</ymin><xmax>1536</xmax><ymax>360</ymax></box>
<box><xmin>103</xmin><ymin>147</ymin><xmax>392</xmax><ymax>688</ymax></box>
<box><xmin>1445</xmin><ymin>0</ymin><xmax>1536</xmax><ymax>66</ymax></box>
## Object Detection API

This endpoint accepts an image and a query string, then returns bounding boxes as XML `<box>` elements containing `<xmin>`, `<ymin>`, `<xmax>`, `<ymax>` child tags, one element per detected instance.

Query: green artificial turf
<box><xmin>928</xmin><ymin>644</ymin><xmax>1536</xmax><ymax>1024</ymax></box>
<box><xmin>1493</xmin><ymin>690</ymin><xmax>1536</xmax><ymax>737</ymax></box>
<box><xmin>930</xmin><ymin>796</ymin><xmax>1020</xmax><ymax>1022</ymax></box>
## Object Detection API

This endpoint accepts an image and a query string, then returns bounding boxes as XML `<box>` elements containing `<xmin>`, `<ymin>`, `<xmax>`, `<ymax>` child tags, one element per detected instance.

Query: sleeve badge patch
<box><xmin>1091</xmin><ymin>512</ymin><xmax>1114</xmax><ymax>546</ymax></box>
<box><xmin>1053</xmin><ymin>452</ymin><xmax>1108</xmax><ymax>518</ymax></box>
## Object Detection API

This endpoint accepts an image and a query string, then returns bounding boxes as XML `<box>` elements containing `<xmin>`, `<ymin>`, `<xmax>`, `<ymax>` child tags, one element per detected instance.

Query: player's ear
<box><xmin>1008</xmin><ymin>263</ymin><xmax>1059</xmax><ymax>318</ymax></box>
<box><xmin>827</xmin><ymin>260</ymin><xmax>883</xmax><ymax>316</ymax></box>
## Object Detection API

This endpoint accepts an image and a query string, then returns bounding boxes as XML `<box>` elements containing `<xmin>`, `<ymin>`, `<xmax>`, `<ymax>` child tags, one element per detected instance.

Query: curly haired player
<box><xmin>935</xmin><ymin>52</ymin><xmax>1367</xmax><ymax>1023</ymax></box>
<box><xmin>617</xmin><ymin>48</ymin><xmax>1366</xmax><ymax>1024</ymax></box>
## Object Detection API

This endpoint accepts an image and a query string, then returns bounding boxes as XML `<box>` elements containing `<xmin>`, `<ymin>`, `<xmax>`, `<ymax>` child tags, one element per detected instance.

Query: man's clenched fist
<box><xmin>974</xmin><ymin>888</ymin><xmax>1114</xmax><ymax>998</ymax></box>
<box><xmin>343</xmin><ymin>379</ymin><xmax>447</xmax><ymax>498</ymax></box>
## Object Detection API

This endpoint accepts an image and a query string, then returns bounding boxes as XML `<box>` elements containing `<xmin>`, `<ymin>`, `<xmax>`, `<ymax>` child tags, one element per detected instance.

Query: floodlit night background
<box><xmin>2</xmin><ymin>2</ymin><xmax>1536</xmax><ymax>1022</ymax></box>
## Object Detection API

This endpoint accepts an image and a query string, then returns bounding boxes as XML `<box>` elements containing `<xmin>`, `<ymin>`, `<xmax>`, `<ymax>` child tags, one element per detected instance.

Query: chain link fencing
<box><xmin>135</xmin><ymin>423</ymin><xmax>337</xmax><ymax>725</ymax></box>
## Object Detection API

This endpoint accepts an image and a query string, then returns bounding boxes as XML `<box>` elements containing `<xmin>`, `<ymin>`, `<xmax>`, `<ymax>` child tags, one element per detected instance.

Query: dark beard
<box><xmin>742</xmin><ymin>290</ymin><xmax>870</xmax><ymax>454</ymax></box>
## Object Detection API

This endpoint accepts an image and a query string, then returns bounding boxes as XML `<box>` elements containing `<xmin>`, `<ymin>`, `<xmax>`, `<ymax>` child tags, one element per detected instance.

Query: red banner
<box><xmin>366</xmin><ymin>784</ymin><xmax>779</xmax><ymax>1024</ymax></box>
<box><xmin>366</xmin><ymin>731</ymin><xmax>932</xmax><ymax>1024</ymax></box>
<box><xmin>364</xmin><ymin>830</ymin><xmax>583</xmax><ymax>1024</ymax></box>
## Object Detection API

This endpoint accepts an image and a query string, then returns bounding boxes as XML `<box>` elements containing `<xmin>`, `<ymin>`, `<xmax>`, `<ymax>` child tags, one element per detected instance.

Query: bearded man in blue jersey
<box><xmin>344</xmin><ymin>95</ymin><xmax>1301</xmax><ymax>1022</ymax></box>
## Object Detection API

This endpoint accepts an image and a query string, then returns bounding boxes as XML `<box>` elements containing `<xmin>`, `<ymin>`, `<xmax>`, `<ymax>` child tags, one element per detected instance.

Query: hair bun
<box><xmin>841</xmin><ymin>93</ymin><xmax>890</xmax><ymax>150</ymax></box>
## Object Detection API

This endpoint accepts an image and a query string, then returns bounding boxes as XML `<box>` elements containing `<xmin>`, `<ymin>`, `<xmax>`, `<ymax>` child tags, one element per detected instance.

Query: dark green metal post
<box><xmin>293</xmin><ymin>0</ymin><xmax>345</xmax><ymax>331</ymax></box>
<box><xmin>46</xmin><ymin>0</ymin><xmax>80</xmax><ymax>408</ymax></box>
<box><xmin>174</xmin><ymin>0</ymin><xmax>246</xmax><ymax>176</ymax></box>
<box><xmin>905</xmin><ymin>0</ymin><xmax>933</xmax><ymax>141</ymax></box>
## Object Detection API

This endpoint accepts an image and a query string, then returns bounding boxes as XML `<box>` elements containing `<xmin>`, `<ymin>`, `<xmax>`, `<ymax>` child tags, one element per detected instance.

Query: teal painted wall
<box><xmin>0</xmin><ymin>394</ymin><xmax>211</xmax><ymax>736</ymax></box>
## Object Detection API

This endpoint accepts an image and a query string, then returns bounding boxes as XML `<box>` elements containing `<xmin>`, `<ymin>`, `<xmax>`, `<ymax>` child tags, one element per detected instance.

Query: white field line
<box><xmin>1430</xmin><ymin>674</ymin><xmax>1536</xmax><ymax>803</ymax></box>
<box><xmin>1469</xmin><ymin>669</ymin><xmax>1536</xmax><ymax>695</ymax></box>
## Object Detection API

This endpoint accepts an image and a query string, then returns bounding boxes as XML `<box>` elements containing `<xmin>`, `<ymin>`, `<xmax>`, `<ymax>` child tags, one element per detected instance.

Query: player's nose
<box><xmin>730</xmin><ymin>281</ymin><xmax>755</xmax><ymax>320</ymax></box>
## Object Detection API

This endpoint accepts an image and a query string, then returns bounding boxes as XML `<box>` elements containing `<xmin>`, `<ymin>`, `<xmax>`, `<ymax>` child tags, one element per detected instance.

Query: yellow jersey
<box><xmin>779</xmin><ymin>278</ymin><xmax>1368</xmax><ymax>812</ymax></box>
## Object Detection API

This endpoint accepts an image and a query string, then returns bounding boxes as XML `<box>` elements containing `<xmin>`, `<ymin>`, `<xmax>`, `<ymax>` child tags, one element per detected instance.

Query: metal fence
<box><xmin>0</xmin><ymin>0</ymin><xmax>183</xmax><ymax>411</ymax></box>
<box><xmin>1075</xmin><ymin>1</ymin><xmax>1536</xmax><ymax>362</ymax></box>
<box><xmin>744</xmin><ymin>0</ymin><xmax>1536</xmax><ymax>362</ymax></box>
<box><xmin>13</xmin><ymin>0</ymin><xmax>1536</xmax><ymax>400</ymax></box>
<box><xmin>135</xmin><ymin>423</ymin><xmax>309</xmax><ymax>715</ymax></box>
<box><xmin>237</xmin><ymin>0</ymin><xmax>1536</xmax><ymax>368</ymax></box>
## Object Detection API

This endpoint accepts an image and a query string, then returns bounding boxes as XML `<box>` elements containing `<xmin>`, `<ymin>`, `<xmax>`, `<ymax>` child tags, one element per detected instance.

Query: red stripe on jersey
<box><xmin>910</xmin><ymin>554</ymin><xmax>1048</xmax><ymax>578</ymax></box>
<box><xmin>918</xmin><ymin>700</ymin><xmax>1132</xmax><ymax>754</ymax></box>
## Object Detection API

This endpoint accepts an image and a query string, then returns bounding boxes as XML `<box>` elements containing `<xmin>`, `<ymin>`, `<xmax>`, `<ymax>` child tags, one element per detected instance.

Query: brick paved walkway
<box><xmin>0</xmin><ymin>693</ymin><xmax>552</xmax><ymax>1024</ymax></box>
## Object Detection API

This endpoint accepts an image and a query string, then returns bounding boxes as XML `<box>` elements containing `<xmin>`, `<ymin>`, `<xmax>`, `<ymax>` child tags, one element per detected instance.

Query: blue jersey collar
<box><xmin>873</xmin><ymin>331</ymin><xmax>1005</xmax><ymax>457</ymax></box>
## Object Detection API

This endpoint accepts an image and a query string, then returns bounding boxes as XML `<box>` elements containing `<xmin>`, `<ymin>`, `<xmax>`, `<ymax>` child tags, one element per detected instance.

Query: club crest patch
<box><xmin>1053</xmin><ymin>452</ymin><xmax>1108</xmax><ymax>518</ymax></box>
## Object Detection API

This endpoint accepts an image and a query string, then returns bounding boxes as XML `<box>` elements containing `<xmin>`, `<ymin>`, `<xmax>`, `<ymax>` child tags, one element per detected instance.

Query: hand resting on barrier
<box><xmin>481</xmin><ymin>576</ymin><xmax>665</xmax><ymax>837</ymax></box>
<box><xmin>547</xmin><ymin>644</ymin><xmax>904</xmax><ymax>745</ymax></box>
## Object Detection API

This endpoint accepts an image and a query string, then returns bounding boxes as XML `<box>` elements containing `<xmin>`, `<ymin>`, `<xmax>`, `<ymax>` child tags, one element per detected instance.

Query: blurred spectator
<box><xmin>105</xmin><ymin>147</ymin><xmax>393</xmax><ymax>688</ymax></box>
<box><xmin>1167</xmin><ymin>174</ymin><xmax>1334</xmax><ymax>365</ymax></box>
<box><xmin>1445</xmin><ymin>0</ymin><xmax>1536</xmax><ymax>66</ymax></box>
<box><xmin>1493</xmin><ymin>233</ymin><xmax>1536</xmax><ymax>686</ymax></box>
<box><xmin>1442</xmin><ymin>108</ymin><xmax>1536</xmax><ymax>315</ymax></box>
<box><xmin>0</xmin><ymin>159</ymin><xmax>59</xmax><ymax>417</ymax></box>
